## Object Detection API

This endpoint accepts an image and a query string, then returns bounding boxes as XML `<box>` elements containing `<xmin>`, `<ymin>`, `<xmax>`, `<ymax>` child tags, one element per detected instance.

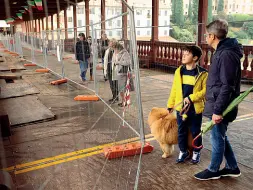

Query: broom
<box><xmin>192</xmin><ymin>85</ymin><xmax>253</xmax><ymax>149</ymax></box>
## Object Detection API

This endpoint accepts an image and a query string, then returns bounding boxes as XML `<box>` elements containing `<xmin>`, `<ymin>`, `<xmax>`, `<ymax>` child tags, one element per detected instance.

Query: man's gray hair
<box><xmin>206</xmin><ymin>19</ymin><xmax>228</xmax><ymax>40</ymax></box>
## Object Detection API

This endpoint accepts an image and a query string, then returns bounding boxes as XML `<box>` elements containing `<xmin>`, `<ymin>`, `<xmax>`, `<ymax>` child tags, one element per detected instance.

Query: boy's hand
<box><xmin>212</xmin><ymin>114</ymin><xmax>223</xmax><ymax>124</ymax></box>
<box><xmin>183</xmin><ymin>97</ymin><xmax>191</xmax><ymax>105</ymax></box>
<box><xmin>167</xmin><ymin>108</ymin><xmax>173</xmax><ymax>114</ymax></box>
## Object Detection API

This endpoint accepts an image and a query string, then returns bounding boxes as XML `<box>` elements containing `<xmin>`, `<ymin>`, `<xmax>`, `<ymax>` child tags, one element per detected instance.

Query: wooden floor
<box><xmin>1</xmin><ymin>48</ymin><xmax>253</xmax><ymax>190</ymax></box>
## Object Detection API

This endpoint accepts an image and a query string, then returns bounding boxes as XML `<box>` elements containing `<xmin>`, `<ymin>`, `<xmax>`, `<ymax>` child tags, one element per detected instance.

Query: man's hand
<box><xmin>212</xmin><ymin>114</ymin><xmax>223</xmax><ymax>124</ymax></box>
<box><xmin>75</xmin><ymin>60</ymin><xmax>79</xmax><ymax>64</ymax></box>
<box><xmin>183</xmin><ymin>97</ymin><xmax>191</xmax><ymax>105</ymax></box>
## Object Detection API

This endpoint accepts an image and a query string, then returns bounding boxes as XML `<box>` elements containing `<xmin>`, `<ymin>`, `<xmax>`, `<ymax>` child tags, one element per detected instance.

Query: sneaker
<box><xmin>220</xmin><ymin>167</ymin><xmax>241</xmax><ymax>177</ymax></box>
<box><xmin>191</xmin><ymin>151</ymin><xmax>201</xmax><ymax>164</ymax></box>
<box><xmin>176</xmin><ymin>151</ymin><xmax>189</xmax><ymax>163</ymax></box>
<box><xmin>194</xmin><ymin>169</ymin><xmax>221</xmax><ymax>180</ymax></box>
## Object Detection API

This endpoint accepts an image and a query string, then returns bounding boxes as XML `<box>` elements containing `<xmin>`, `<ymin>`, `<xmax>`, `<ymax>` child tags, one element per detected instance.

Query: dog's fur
<box><xmin>148</xmin><ymin>107</ymin><xmax>193</xmax><ymax>158</ymax></box>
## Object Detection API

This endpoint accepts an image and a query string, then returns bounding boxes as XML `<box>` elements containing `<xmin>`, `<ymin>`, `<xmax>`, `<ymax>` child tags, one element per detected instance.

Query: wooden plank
<box><xmin>0</xmin><ymin>65</ymin><xmax>10</xmax><ymax>71</ymax></box>
<box><xmin>0</xmin><ymin>82</ymin><xmax>39</xmax><ymax>99</ymax></box>
<box><xmin>0</xmin><ymin>95</ymin><xmax>55</xmax><ymax>126</ymax></box>
<box><xmin>0</xmin><ymin>72</ymin><xmax>22</xmax><ymax>80</ymax></box>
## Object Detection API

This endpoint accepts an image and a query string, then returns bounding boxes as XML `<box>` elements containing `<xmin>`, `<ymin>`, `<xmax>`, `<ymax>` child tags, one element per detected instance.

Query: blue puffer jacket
<box><xmin>204</xmin><ymin>38</ymin><xmax>243</xmax><ymax>123</ymax></box>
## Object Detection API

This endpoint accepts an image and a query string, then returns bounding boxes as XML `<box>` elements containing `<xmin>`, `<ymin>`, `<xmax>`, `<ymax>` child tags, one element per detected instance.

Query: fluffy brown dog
<box><xmin>148</xmin><ymin>107</ymin><xmax>193</xmax><ymax>158</ymax></box>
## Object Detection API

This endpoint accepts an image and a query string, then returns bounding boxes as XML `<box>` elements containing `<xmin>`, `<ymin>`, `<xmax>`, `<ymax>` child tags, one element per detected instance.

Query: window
<box><xmin>90</xmin><ymin>20</ymin><xmax>93</xmax><ymax>25</ymax></box>
<box><xmin>90</xmin><ymin>8</ymin><xmax>95</xmax><ymax>14</ymax></box>
<box><xmin>136</xmin><ymin>10</ymin><xmax>142</xmax><ymax>15</ymax></box>
<box><xmin>117</xmin><ymin>20</ymin><xmax>121</xmax><ymax>27</ymax></box>
<box><xmin>108</xmin><ymin>20</ymin><xmax>112</xmax><ymax>26</ymax></box>
<box><xmin>147</xmin><ymin>30</ymin><xmax>151</xmax><ymax>35</ymax></box>
<box><xmin>147</xmin><ymin>10</ymin><xmax>151</xmax><ymax>18</ymax></box>
<box><xmin>77</xmin><ymin>7</ymin><xmax>84</xmax><ymax>14</ymax></box>
<box><xmin>137</xmin><ymin>30</ymin><xmax>140</xmax><ymax>36</ymax></box>
<box><xmin>147</xmin><ymin>20</ymin><xmax>151</xmax><ymax>26</ymax></box>
<box><xmin>117</xmin><ymin>31</ymin><xmax>121</xmax><ymax>37</ymax></box>
<box><xmin>78</xmin><ymin>20</ymin><xmax>82</xmax><ymax>27</ymax></box>
<box><xmin>109</xmin><ymin>31</ymin><xmax>112</xmax><ymax>36</ymax></box>
<box><xmin>137</xmin><ymin>20</ymin><xmax>140</xmax><ymax>26</ymax></box>
<box><xmin>165</xmin><ymin>10</ymin><xmax>168</xmax><ymax>16</ymax></box>
<box><xmin>164</xmin><ymin>30</ymin><xmax>167</xmax><ymax>35</ymax></box>
<box><xmin>164</xmin><ymin>20</ymin><xmax>167</xmax><ymax>26</ymax></box>
<box><xmin>68</xmin><ymin>17</ymin><xmax>72</xmax><ymax>22</ymax></box>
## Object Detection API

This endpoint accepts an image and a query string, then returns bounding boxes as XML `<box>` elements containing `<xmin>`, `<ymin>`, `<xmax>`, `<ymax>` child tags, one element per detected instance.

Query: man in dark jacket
<box><xmin>75</xmin><ymin>33</ymin><xmax>90</xmax><ymax>82</ymax></box>
<box><xmin>195</xmin><ymin>19</ymin><xmax>243</xmax><ymax>180</ymax></box>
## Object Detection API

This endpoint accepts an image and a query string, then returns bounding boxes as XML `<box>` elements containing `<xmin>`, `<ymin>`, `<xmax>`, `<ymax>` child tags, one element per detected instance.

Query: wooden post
<box><xmin>38</xmin><ymin>19</ymin><xmax>41</xmax><ymax>32</ymax></box>
<box><xmin>57</xmin><ymin>12</ymin><xmax>60</xmax><ymax>29</ymax></box>
<box><xmin>85</xmin><ymin>0</ymin><xmax>90</xmax><ymax>37</ymax></box>
<box><xmin>64</xmin><ymin>8</ymin><xmax>68</xmax><ymax>39</ymax></box>
<box><xmin>42</xmin><ymin>18</ymin><xmax>45</xmax><ymax>30</ymax></box>
<box><xmin>198</xmin><ymin>0</ymin><xmax>208</xmax><ymax>46</ymax></box>
<box><xmin>122</xmin><ymin>0</ymin><xmax>127</xmax><ymax>40</ymax></box>
<box><xmin>73</xmin><ymin>5</ymin><xmax>77</xmax><ymax>39</ymax></box>
<box><xmin>51</xmin><ymin>15</ymin><xmax>54</xmax><ymax>30</ymax></box>
<box><xmin>151</xmin><ymin>0</ymin><xmax>159</xmax><ymax>64</ymax></box>
<box><xmin>46</xmin><ymin>16</ymin><xmax>49</xmax><ymax>30</ymax></box>
<box><xmin>101</xmin><ymin>0</ymin><xmax>105</xmax><ymax>36</ymax></box>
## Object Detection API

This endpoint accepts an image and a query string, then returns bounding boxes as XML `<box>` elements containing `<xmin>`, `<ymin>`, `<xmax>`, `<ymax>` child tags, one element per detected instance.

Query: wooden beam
<box><xmin>151</xmin><ymin>0</ymin><xmax>159</xmax><ymax>41</ymax></box>
<box><xmin>64</xmin><ymin>8</ymin><xmax>68</xmax><ymax>39</ymax></box>
<box><xmin>73</xmin><ymin>4</ymin><xmax>77</xmax><ymax>39</ymax></box>
<box><xmin>46</xmin><ymin>16</ymin><xmax>49</xmax><ymax>30</ymax></box>
<box><xmin>122</xmin><ymin>0</ymin><xmax>127</xmax><ymax>40</ymax></box>
<box><xmin>51</xmin><ymin>15</ymin><xmax>54</xmax><ymax>30</ymax></box>
<box><xmin>57</xmin><ymin>12</ymin><xmax>60</xmax><ymax>29</ymax></box>
<box><xmin>198</xmin><ymin>0</ymin><xmax>208</xmax><ymax>45</ymax></box>
<box><xmin>85</xmin><ymin>0</ymin><xmax>90</xmax><ymax>37</ymax></box>
<box><xmin>101</xmin><ymin>0</ymin><xmax>105</xmax><ymax>36</ymax></box>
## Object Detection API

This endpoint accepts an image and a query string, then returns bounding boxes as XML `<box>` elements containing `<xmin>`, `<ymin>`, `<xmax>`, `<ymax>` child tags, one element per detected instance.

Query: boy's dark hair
<box><xmin>78</xmin><ymin>33</ymin><xmax>85</xmax><ymax>38</ymax></box>
<box><xmin>183</xmin><ymin>45</ymin><xmax>202</xmax><ymax>62</ymax></box>
<box><xmin>206</xmin><ymin>19</ymin><xmax>228</xmax><ymax>40</ymax></box>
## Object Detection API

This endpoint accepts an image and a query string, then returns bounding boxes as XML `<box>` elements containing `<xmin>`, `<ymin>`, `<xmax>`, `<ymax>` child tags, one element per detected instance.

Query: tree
<box><xmin>243</xmin><ymin>22</ymin><xmax>253</xmax><ymax>38</ymax></box>
<box><xmin>175</xmin><ymin>0</ymin><xmax>184</xmax><ymax>26</ymax></box>
<box><xmin>217</xmin><ymin>0</ymin><xmax>224</xmax><ymax>13</ymax></box>
<box><xmin>171</xmin><ymin>0</ymin><xmax>176</xmax><ymax>23</ymax></box>
<box><xmin>208</xmin><ymin>0</ymin><xmax>212</xmax><ymax>23</ymax></box>
<box><xmin>188</xmin><ymin>0</ymin><xmax>193</xmax><ymax>21</ymax></box>
<box><xmin>192</xmin><ymin>0</ymin><xmax>198</xmax><ymax>24</ymax></box>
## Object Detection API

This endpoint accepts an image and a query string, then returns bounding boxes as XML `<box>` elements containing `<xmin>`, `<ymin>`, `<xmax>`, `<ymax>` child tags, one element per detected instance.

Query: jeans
<box><xmin>79</xmin><ymin>59</ymin><xmax>88</xmax><ymax>81</ymax></box>
<box><xmin>208</xmin><ymin>121</ymin><xmax>238</xmax><ymax>172</ymax></box>
<box><xmin>176</xmin><ymin>111</ymin><xmax>202</xmax><ymax>152</ymax></box>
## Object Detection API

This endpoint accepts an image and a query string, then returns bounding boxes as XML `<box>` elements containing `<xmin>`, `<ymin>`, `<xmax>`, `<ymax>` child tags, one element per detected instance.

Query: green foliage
<box><xmin>208</xmin><ymin>0</ymin><xmax>212</xmax><ymax>23</ymax></box>
<box><xmin>227</xmin><ymin>30</ymin><xmax>236</xmax><ymax>38</ymax></box>
<box><xmin>171</xmin><ymin>25</ymin><xmax>194</xmax><ymax>42</ymax></box>
<box><xmin>243</xmin><ymin>22</ymin><xmax>253</xmax><ymax>38</ymax></box>
<box><xmin>217</xmin><ymin>0</ymin><xmax>224</xmax><ymax>13</ymax></box>
<box><xmin>234</xmin><ymin>30</ymin><xmax>249</xmax><ymax>39</ymax></box>
<box><xmin>171</xmin><ymin>0</ymin><xmax>176</xmax><ymax>23</ymax></box>
<box><xmin>192</xmin><ymin>0</ymin><xmax>198</xmax><ymax>24</ymax></box>
<box><xmin>227</xmin><ymin>14</ymin><xmax>253</xmax><ymax>27</ymax></box>
<box><xmin>188</xmin><ymin>0</ymin><xmax>193</xmax><ymax>21</ymax></box>
<box><xmin>175</xmin><ymin>0</ymin><xmax>184</xmax><ymax>26</ymax></box>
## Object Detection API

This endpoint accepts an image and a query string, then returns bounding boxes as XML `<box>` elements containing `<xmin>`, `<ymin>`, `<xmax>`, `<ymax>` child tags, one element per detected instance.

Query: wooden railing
<box><xmin>137</xmin><ymin>40</ymin><xmax>253</xmax><ymax>80</ymax></box>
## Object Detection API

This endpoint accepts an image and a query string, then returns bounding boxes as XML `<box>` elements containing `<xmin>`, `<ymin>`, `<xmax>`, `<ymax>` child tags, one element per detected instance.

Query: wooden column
<box><xmin>151</xmin><ymin>0</ymin><xmax>159</xmax><ymax>64</ymax></box>
<box><xmin>42</xmin><ymin>18</ymin><xmax>45</xmax><ymax>30</ymax></box>
<box><xmin>34</xmin><ymin>19</ymin><xmax>37</xmax><ymax>32</ymax></box>
<box><xmin>64</xmin><ymin>8</ymin><xmax>68</xmax><ymax>39</ymax></box>
<box><xmin>122</xmin><ymin>0</ymin><xmax>127</xmax><ymax>40</ymax></box>
<box><xmin>38</xmin><ymin>19</ymin><xmax>41</xmax><ymax>32</ymax></box>
<box><xmin>51</xmin><ymin>15</ymin><xmax>54</xmax><ymax>30</ymax></box>
<box><xmin>57</xmin><ymin>12</ymin><xmax>60</xmax><ymax>29</ymax></box>
<box><xmin>151</xmin><ymin>0</ymin><xmax>159</xmax><ymax>41</ymax></box>
<box><xmin>73</xmin><ymin>5</ymin><xmax>77</xmax><ymax>38</ymax></box>
<box><xmin>198</xmin><ymin>0</ymin><xmax>208</xmax><ymax>45</ymax></box>
<box><xmin>85</xmin><ymin>0</ymin><xmax>90</xmax><ymax>37</ymax></box>
<box><xmin>46</xmin><ymin>16</ymin><xmax>49</xmax><ymax>30</ymax></box>
<box><xmin>101</xmin><ymin>0</ymin><xmax>105</xmax><ymax>36</ymax></box>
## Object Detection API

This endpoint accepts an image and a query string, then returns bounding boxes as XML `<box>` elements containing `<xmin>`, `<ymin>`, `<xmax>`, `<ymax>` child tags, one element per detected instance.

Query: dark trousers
<box><xmin>176</xmin><ymin>111</ymin><xmax>202</xmax><ymax>152</ymax></box>
<box><xmin>108</xmin><ymin>72</ymin><xmax>118</xmax><ymax>99</ymax></box>
<box><xmin>89</xmin><ymin>62</ymin><xmax>93</xmax><ymax>77</ymax></box>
